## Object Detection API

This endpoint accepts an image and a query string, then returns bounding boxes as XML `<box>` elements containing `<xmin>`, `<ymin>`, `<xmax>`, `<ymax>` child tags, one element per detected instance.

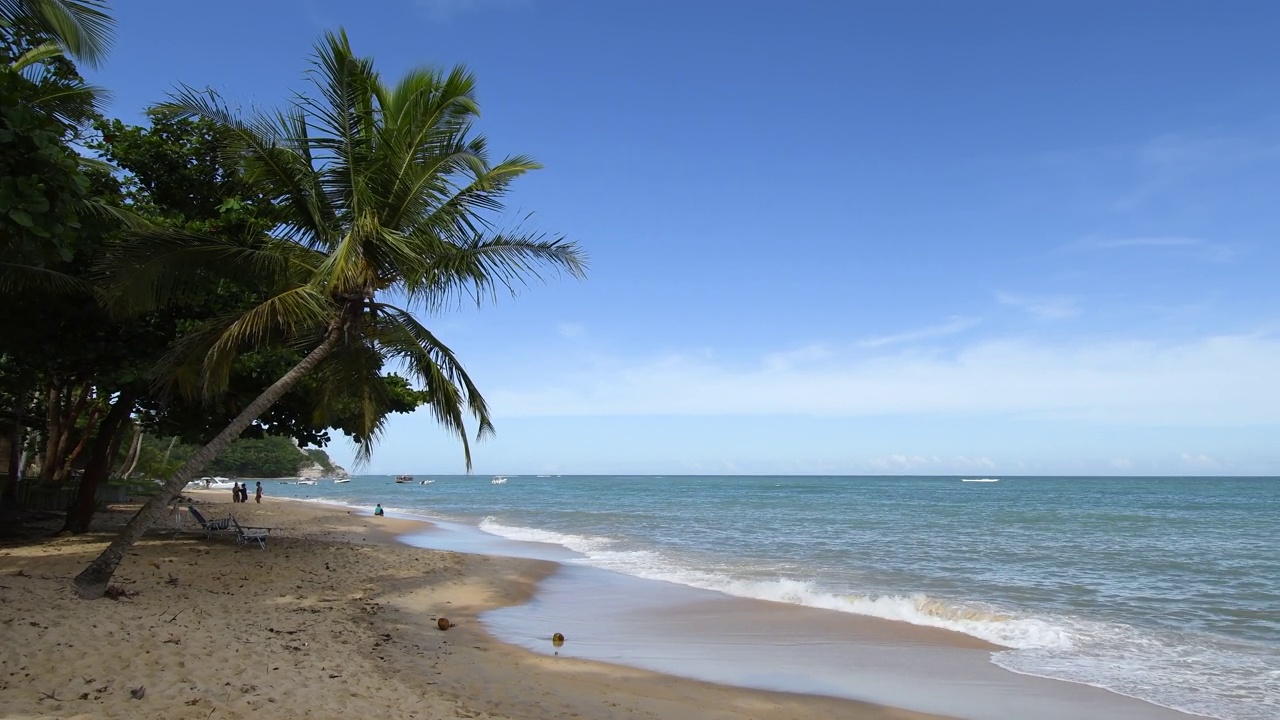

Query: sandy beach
<box><xmin>0</xmin><ymin>493</ymin><xmax>948</xmax><ymax>720</ymax></box>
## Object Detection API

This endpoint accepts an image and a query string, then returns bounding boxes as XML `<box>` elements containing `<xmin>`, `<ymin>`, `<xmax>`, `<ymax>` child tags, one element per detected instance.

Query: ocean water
<box><xmin>261</xmin><ymin>475</ymin><xmax>1279</xmax><ymax>720</ymax></box>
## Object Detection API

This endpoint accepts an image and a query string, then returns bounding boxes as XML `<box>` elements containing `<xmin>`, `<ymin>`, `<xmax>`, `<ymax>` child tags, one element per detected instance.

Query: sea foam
<box><xmin>477</xmin><ymin>517</ymin><xmax>1278</xmax><ymax>720</ymax></box>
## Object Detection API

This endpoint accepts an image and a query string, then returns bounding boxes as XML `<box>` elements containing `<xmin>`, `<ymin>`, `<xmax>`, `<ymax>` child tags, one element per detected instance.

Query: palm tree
<box><xmin>72</xmin><ymin>29</ymin><xmax>586</xmax><ymax>597</ymax></box>
<box><xmin>0</xmin><ymin>0</ymin><xmax>114</xmax><ymax>69</ymax></box>
<box><xmin>2</xmin><ymin>0</ymin><xmax>114</xmax><ymax>121</ymax></box>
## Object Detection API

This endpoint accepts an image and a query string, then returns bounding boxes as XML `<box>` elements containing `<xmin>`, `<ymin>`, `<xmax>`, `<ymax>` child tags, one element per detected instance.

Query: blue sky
<box><xmin>93</xmin><ymin>1</ymin><xmax>1280</xmax><ymax>475</ymax></box>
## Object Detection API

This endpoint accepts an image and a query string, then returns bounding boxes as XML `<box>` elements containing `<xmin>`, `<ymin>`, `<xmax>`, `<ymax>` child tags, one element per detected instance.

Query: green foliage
<box><xmin>304</xmin><ymin>448</ymin><xmax>335</xmax><ymax>473</ymax></box>
<box><xmin>90</xmin><ymin>109</ymin><xmax>276</xmax><ymax>232</ymax></box>
<box><xmin>0</xmin><ymin>65</ymin><xmax>88</xmax><ymax>274</ymax></box>
<box><xmin>135</xmin><ymin>433</ymin><xmax>315</xmax><ymax>479</ymax></box>
<box><xmin>0</xmin><ymin>1</ymin><xmax>115</xmax><ymax>69</ymax></box>
<box><xmin>206</xmin><ymin>436</ymin><xmax>302</xmax><ymax>478</ymax></box>
<box><xmin>109</xmin><ymin>30</ymin><xmax>587</xmax><ymax>469</ymax></box>
<box><xmin>86</xmin><ymin>111</ymin><xmax>426</xmax><ymax>448</ymax></box>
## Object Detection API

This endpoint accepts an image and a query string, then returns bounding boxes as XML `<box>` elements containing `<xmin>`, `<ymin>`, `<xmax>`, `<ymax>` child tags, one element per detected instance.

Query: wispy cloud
<box><xmin>1067</xmin><ymin>236</ymin><xmax>1235</xmax><ymax>262</ymax></box>
<box><xmin>868</xmin><ymin>454</ymin><xmax>997</xmax><ymax>472</ymax></box>
<box><xmin>417</xmin><ymin>0</ymin><xmax>528</xmax><ymax>22</ymax></box>
<box><xmin>859</xmin><ymin>316</ymin><xmax>981</xmax><ymax>348</ymax></box>
<box><xmin>1180</xmin><ymin>453</ymin><xmax>1219</xmax><ymax>467</ymax></box>
<box><xmin>763</xmin><ymin>344</ymin><xmax>832</xmax><ymax>371</ymax></box>
<box><xmin>1115</xmin><ymin>129</ymin><xmax>1280</xmax><ymax>211</ymax></box>
<box><xmin>996</xmin><ymin>292</ymin><xmax>1080</xmax><ymax>320</ymax></box>
<box><xmin>487</xmin><ymin>330</ymin><xmax>1280</xmax><ymax>425</ymax></box>
<box><xmin>1085</xmin><ymin>236</ymin><xmax>1201</xmax><ymax>249</ymax></box>
<box><xmin>557</xmin><ymin>322</ymin><xmax>586</xmax><ymax>340</ymax></box>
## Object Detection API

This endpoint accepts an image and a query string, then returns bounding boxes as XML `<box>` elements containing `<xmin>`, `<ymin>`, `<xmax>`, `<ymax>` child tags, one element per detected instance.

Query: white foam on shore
<box><xmin>478</xmin><ymin>518</ymin><xmax>1066</xmax><ymax>648</ymax></box>
<box><xmin>477</xmin><ymin>518</ymin><xmax>613</xmax><ymax>554</ymax></box>
<box><xmin>477</xmin><ymin>518</ymin><xmax>1277</xmax><ymax>720</ymax></box>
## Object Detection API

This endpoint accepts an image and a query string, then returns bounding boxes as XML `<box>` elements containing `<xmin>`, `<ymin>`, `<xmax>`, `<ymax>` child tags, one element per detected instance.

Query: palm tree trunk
<box><xmin>118</xmin><ymin>424</ymin><xmax>142</xmax><ymax>478</ymax></box>
<box><xmin>73</xmin><ymin>323</ymin><xmax>345</xmax><ymax>598</ymax></box>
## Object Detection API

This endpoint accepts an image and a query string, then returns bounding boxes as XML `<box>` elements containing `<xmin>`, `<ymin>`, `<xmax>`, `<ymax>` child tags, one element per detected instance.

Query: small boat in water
<box><xmin>190</xmin><ymin>476</ymin><xmax>235</xmax><ymax>490</ymax></box>
<box><xmin>420</xmin><ymin>479</ymin><xmax>434</xmax><ymax>485</ymax></box>
<box><xmin>961</xmin><ymin>478</ymin><xmax>1000</xmax><ymax>483</ymax></box>
<box><xmin>334</xmin><ymin>478</ymin><xmax>350</xmax><ymax>484</ymax></box>
<box><xmin>491</xmin><ymin>476</ymin><xmax>507</xmax><ymax>485</ymax></box>
<box><xmin>394</xmin><ymin>475</ymin><xmax>414</xmax><ymax>484</ymax></box>
<box><xmin>297</xmin><ymin>480</ymin><xmax>317</xmax><ymax>486</ymax></box>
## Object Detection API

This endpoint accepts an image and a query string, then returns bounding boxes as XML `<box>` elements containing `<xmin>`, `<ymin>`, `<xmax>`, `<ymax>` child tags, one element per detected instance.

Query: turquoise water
<box><xmin>260</xmin><ymin>475</ymin><xmax>1279</xmax><ymax>720</ymax></box>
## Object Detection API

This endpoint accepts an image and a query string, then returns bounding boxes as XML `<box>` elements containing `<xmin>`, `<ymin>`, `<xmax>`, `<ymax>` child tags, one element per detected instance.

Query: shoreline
<box><xmin>206</xmin><ymin>489</ymin><xmax>1208</xmax><ymax>719</ymax></box>
<box><xmin>0</xmin><ymin>492</ymin><xmax>953</xmax><ymax>720</ymax></box>
<box><xmin>253</xmin><ymin>488</ymin><xmax>1214</xmax><ymax>719</ymax></box>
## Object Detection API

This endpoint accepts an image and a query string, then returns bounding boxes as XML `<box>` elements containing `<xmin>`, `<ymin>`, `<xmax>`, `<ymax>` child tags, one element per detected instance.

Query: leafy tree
<box><xmin>131</xmin><ymin>434</ymin><xmax>342</xmax><ymax>480</ymax></box>
<box><xmin>74</xmin><ymin>30</ymin><xmax>586</xmax><ymax>597</ymax></box>
<box><xmin>0</xmin><ymin>59</ymin><xmax>90</xmax><ymax>285</ymax></box>
<box><xmin>58</xmin><ymin>110</ymin><xmax>427</xmax><ymax>530</ymax></box>
<box><xmin>304</xmin><ymin>448</ymin><xmax>336</xmax><ymax>474</ymax></box>
<box><xmin>205</xmin><ymin>436</ymin><xmax>302</xmax><ymax>478</ymax></box>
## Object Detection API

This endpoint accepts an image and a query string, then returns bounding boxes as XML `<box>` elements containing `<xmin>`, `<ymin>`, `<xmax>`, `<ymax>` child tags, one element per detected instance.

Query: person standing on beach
<box><xmin>255</xmin><ymin>481</ymin><xmax>263</xmax><ymax>504</ymax></box>
<box><xmin>231</xmin><ymin>483</ymin><xmax>241</xmax><ymax>503</ymax></box>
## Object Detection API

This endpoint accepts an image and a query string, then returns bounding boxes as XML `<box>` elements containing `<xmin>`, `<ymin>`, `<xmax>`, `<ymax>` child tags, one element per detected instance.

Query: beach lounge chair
<box><xmin>231</xmin><ymin>517</ymin><xmax>270</xmax><ymax>549</ymax></box>
<box><xmin>184</xmin><ymin>506</ymin><xmax>233</xmax><ymax>538</ymax></box>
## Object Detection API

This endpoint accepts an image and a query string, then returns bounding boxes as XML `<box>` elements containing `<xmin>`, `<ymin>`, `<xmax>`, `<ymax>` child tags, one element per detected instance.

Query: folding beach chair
<box><xmin>231</xmin><ymin>516</ymin><xmax>270</xmax><ymax>549</ymax></box>
<box><xmin>184</xmin><ymin>506</ymin><xmax>233</xmax><ymax>538</ymax></box>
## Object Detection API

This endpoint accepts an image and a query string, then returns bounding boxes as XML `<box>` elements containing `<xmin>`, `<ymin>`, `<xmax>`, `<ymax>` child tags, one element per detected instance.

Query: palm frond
<box><xmin>0</xmin><ymin>0</ymin><xmax>115</xmax><ymax>67</ymax></box>
<box><xmin>0</xmin><ymin>261</ymin><xmax>88</xmax><ymax>294</ymax></box>
<box><xmin>369</xmin><ymin>302</ymin><xmax>495</xmax><ymax>469</ymax></box>
<box><xmin>18</xmin><ymin>59</ymin><xmax>107</xmax><ymax>125</ymax></box>
<box><xmin>9</xmin><ymin>39</ymin><xmax>61</xmax><ymax>70</ymax></box>
<box><xmin>309</xmin><ymin>344</ymin><xmax>392</xmax><ymax>466</ymax></box>
<box><xmin>79</xmin><ymin>196</ymin><xmax>150</xmax><ymax>230</ymax></box>
<box><xmin>156</xmin><ymin>88</ymin><xmax>336</xmax><ymax>247</ymax></box>
<box><xmin>199</xmin><ymin>284</ymin><xmax>334</xmax><ymax>396</ymax></box>
<box><xmin>96</xmin><ymin>229</ymin><xmax>322</xmax><ymax>316</ymax></box>
<box><xmin>401</xmin><ymin>229</ymin><xmax>586</xmax><ymax>313</ymax></box>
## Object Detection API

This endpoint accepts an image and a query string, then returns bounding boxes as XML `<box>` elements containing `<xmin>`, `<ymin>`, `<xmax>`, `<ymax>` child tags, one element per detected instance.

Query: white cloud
<box><xmin>1180</xmin><ymin>453</ymin><xmax>1219</xmax><ymax>466</ymax></box>
<box><xmin>762</xmin><ymin>344</ymin><xmax>831</xmax><ymax>371</ymax></box>
<box><xmin>557</xmin><ymin>322</ymin><xmax>586</xmax><ymax>340</ymax></box>
<box><xmin>1114</xmin><ymin>130</ymin><xmax>1280</xmax><ymax>211</ymax></box>
<box><xmin>1086</xmin><ymin>236</ymin><xmax>1201</xmax><ymax>249</ymax></box>
<box><xmin>1068</xmin><ymin>236</ymin><xmax>1235</xmax><ymax>262</ymax></box>
<box><xmin>867</xmin><ymin>454</ymin><xmax>996</xmax><ymax>472</ymax></box>
<box><xmin>489</xmin><ymin>330</ymin><xmax>1280</xmax><ymax>426</ymax></box>
<box><xmin>417</xmin><ymin>0</ymin><xmax>527</xmax><ymax>22</ymax></box>
<box><xmin>996</xmin><ymin>292</ymin><xmax>1080</xmax><ymax>320</ymax></box>
<box><xmin>859</xmin><ymin>316</ymin><xmax>981</xmax><ymax>348</ymax></box>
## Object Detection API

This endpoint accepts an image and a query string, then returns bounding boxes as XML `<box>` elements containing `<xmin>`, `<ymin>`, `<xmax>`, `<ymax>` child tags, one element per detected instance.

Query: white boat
<box><xmin>491</xmin><ymin>476</ymin><xmax>507</xmax><ymax>485</ymax></box>
<box><xmin>189</xmin><ymin>477</ymin><xmax>236</xmax><ymax>490</ymax></box>
<box><xmin>334</xmin><ymin>478</ymin><xmax>350</xmax><ymax>484</ymax></box>
<box><xmin>297</xmin><ymin>480</ymin><xmax>318</xmax><ymax>486</ymax></box>
<box><xmin>419</xmin><ymin>479</ymin><xmax>434</xmax><ymax>485</ymax></box>
<box><xmin>961</xmin><ymin>478</ymin><xmax>1000</xmax><ymax>483</ymax></box>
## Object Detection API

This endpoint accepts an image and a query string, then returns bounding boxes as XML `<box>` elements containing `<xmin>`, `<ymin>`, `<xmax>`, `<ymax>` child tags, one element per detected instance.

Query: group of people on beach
<box><xmin>231</xmin><ymin>482</ymin><xmax>262</xmax><ymax>504</ymax></box>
